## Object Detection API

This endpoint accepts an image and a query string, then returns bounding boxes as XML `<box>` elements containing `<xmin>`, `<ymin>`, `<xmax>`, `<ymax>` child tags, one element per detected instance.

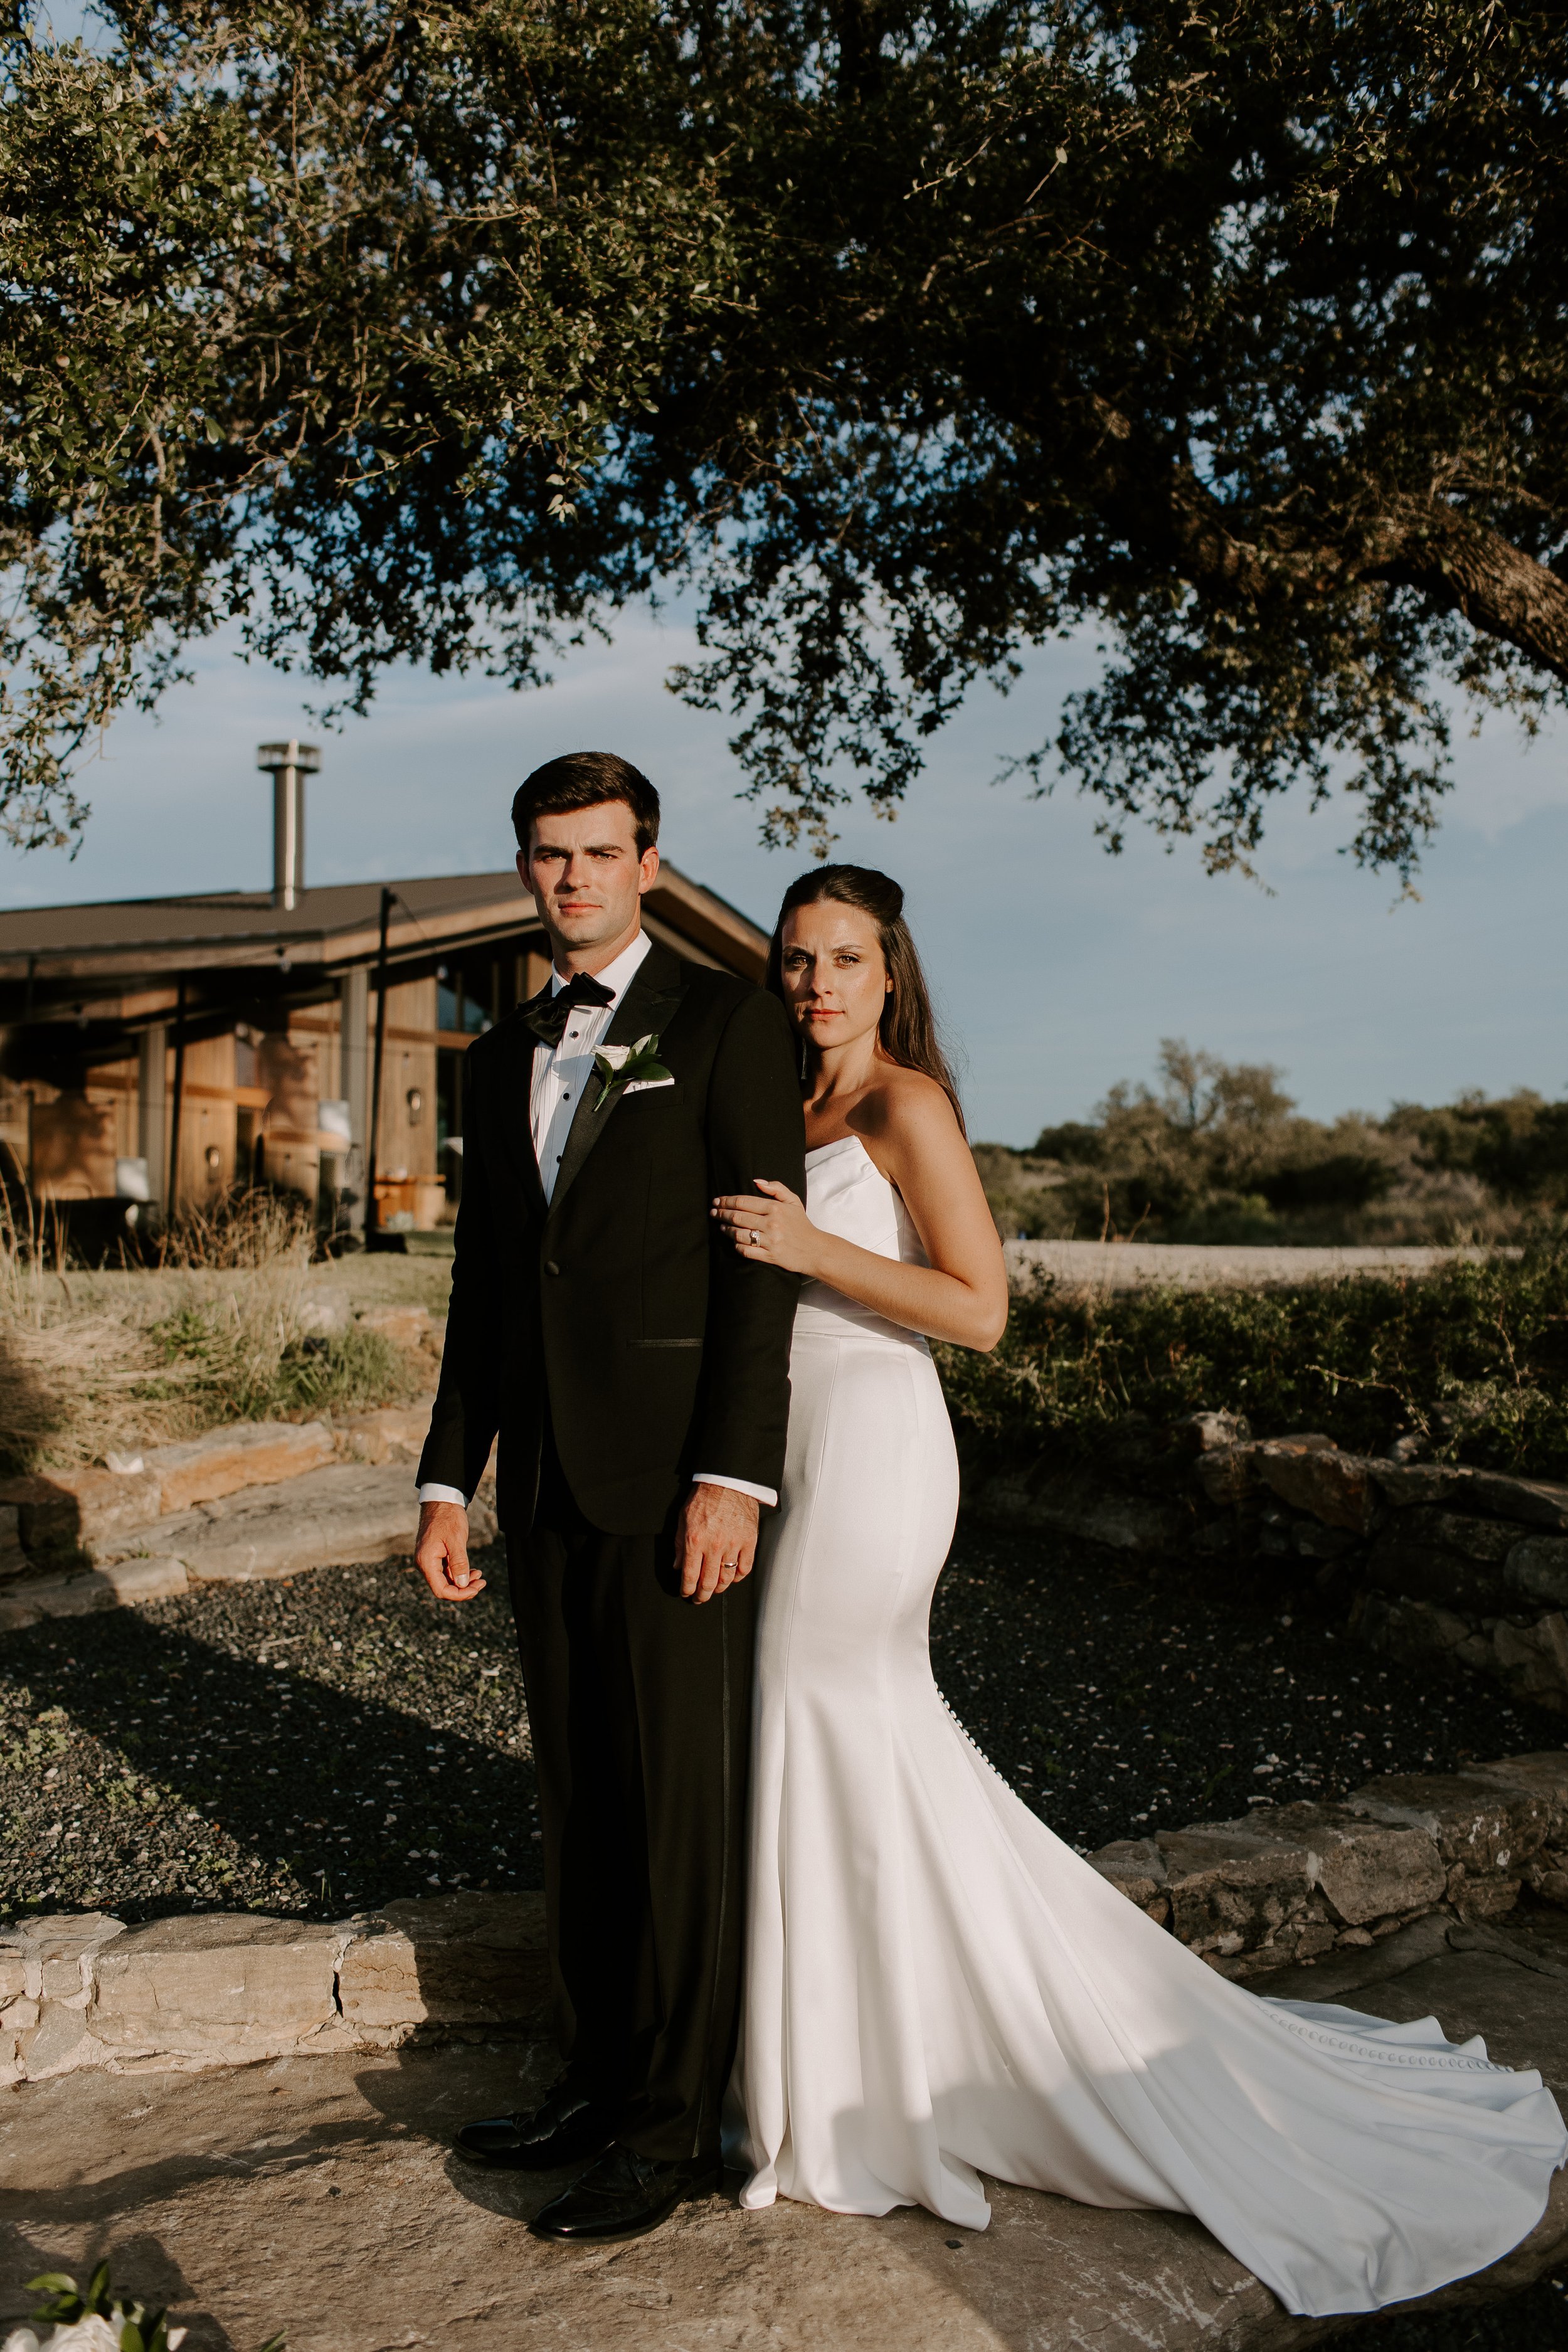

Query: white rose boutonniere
<box><xmin>593</xmin><ymin>1032</ymin><xmax>673</xmax><ymax>1113</ymax></box>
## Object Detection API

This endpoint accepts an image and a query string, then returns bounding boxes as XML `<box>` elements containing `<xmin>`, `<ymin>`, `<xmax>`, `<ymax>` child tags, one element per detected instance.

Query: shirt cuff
<box><xmin>693</xmin><ymin>1472</ymin><xmax>778</xmax><ymax>1509</ymax></box>
<box><xmin>418</xmin><ymin>1483</ymin><xmax>469</xmax><ymax>1507</ymax></box>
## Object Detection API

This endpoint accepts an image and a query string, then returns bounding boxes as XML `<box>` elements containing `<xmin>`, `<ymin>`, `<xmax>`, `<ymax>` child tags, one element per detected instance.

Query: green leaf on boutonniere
<box><xmin>592</xmin><ymin>1031</ymin><xmax>673</xmax><ymax>1112</ymax></box>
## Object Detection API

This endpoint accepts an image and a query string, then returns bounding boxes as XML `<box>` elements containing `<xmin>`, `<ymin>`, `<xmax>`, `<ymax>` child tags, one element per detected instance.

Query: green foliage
<box><xmin>936</xmin><ymin>1250</ymin><xmax>1568</xmax><ymax>1483</ymax></box>
<box><xmin>5</xmin><ymin>1</ymin><xmax>1568</xmax><ymax>867</ymax></box>
<box><xmin>29</xmin><ymin>2260</ymin><xmax>177</xmax><ymax>2352</ymax></box>
<box><xmin>28</xmin><ymin>2264</ymin><xmax>285</xmax><ymax>2352</ymax></box>
<box><xmin>979</xmin><ymin>1040</ymin><xmax>1568</xmax><ymax>1245</ymax></box>
<box><xmin>147</xmin><ymin>1305</ymin><xmax>415</xmax><ymax>1425</ymax></box>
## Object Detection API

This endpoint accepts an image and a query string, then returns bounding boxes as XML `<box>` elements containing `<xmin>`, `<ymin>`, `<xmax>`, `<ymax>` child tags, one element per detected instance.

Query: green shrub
<box><xmin>935</xmin><ymin>1251</ymin><xmax>1568</xmax><ymax>1484</ymax></box>
<box><xmin>147</xmin><ymin>1306</ymin><xmax>417</xmax><ymax>1426</ymax></box>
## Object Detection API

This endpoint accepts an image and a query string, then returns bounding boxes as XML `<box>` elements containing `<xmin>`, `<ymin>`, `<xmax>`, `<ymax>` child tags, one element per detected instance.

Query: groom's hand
<box><xmin>415</xmin><ymin>1500</ymin><xmax>487</xmax><ymax>1604</ymax></box>
<box><xmin>678</xmin><ymin>1483</ymin><xmax>760</xmax><ymax>1605</ymax></box>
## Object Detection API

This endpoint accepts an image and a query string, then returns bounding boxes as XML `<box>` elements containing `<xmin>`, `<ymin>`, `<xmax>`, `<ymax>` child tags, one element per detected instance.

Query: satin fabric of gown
<box><xmin>724</xmin><ymin>1135</ymin><xmax>1567</xmax><ymax>2318</ymax></box>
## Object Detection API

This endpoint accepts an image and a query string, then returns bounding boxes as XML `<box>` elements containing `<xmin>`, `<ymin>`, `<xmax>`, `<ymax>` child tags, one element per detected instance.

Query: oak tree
<box><xmin>4</xmin><ymin>0</ymin><xmax>1565</xmax><ymax>872</ymax></box>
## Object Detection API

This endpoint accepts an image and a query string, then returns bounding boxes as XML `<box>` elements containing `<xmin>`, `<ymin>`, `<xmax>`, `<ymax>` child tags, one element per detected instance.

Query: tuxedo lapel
<box><xmin>548</xmin><ymin>941</ymin><xmax>685</xmax><ymax>1214</ymax></box>
<box><xmin>490</xmin><ymin>1010</ymin><xmax>548</xmax><ymax>1216</ymax></box>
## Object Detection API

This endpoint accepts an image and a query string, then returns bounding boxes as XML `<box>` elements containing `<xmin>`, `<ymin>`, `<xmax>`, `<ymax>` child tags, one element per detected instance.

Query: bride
<box><xmin>711</xmin><ymin>862</ymin><xmax>1566</xmax><ymax>2319</ymax></box>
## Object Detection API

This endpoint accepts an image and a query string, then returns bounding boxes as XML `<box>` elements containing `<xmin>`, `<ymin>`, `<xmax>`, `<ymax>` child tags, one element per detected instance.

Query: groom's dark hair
<box><xmin>512</xmin><ymin>752</ymin><xmax>661</xmax><ymax>857</ymax></box>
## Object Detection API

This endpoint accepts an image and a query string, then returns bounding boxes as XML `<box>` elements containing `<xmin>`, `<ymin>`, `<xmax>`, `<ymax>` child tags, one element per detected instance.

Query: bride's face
<box><xmin>778</xmin><ymin>901</ymin><xmax>892</xmax><ymax>1056</ymax></box>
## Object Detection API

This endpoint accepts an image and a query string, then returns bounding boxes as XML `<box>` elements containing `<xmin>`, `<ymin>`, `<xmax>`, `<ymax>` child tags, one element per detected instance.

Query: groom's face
<box><xmin>521</xmin><ymin>800</ymin><xmax>659</xmax><ymax>968</ymax></box>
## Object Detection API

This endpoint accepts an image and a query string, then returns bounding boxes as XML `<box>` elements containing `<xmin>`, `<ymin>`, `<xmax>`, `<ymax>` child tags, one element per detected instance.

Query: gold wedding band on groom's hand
<box><xmin>721</xmin><ymin>1558</ymin><xmax>739</xmax><ymax>1572</ymax></box>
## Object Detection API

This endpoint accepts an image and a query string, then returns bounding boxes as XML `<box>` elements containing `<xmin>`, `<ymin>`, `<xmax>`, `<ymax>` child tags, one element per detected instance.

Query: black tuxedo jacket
<box><xmin>415</xmin><ymin>941</ymin><xmax>806</xmax><ymax>1535</ymax></box>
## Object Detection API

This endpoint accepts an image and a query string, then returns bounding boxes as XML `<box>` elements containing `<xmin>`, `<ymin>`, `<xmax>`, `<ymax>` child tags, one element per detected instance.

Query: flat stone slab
<box><xmin>2</xmin><ymin>1920</ymin><xmax>1565</xmax><ymax>2352</ymax></box>
<box><xmin>149</xmin><ymin>1460</ymin><xmax>428</xmax><ymax>1585</ymax></box>
<box><xmin>0</xmin><ymin>1555</ymin><xmax>188</xmax><ymax>1629</ymax></box>
<box><xmin>141</xmin><ymin>1420</ymin><xmax>337</xmax><ymax>1517</ymax></box>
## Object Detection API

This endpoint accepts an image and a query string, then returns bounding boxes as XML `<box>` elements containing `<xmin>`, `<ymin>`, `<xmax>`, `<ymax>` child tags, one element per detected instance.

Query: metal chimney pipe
<box><xmin>256</xmin><ymin>739</ymin><xmax>321</xmax><ymax>909</ymax></box>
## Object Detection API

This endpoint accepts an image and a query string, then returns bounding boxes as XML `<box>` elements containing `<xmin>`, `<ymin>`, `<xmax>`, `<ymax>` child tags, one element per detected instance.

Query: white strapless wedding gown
<box><xmin>724</xmin><ymin>1135</ymin><xmax>1567</xmax><ymax>2316</ymax></box>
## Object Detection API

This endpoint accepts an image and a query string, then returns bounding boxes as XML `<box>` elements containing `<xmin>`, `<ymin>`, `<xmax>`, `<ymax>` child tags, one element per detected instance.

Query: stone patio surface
<box><xmin>3</xmin><ymin>1915</ymin><xmax>1567</xmax><ymax>2352</ymax></box>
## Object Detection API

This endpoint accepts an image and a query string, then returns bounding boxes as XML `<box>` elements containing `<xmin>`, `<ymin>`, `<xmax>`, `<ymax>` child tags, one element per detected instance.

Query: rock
<box><xmin>155</xmin><ymin>1461</ymin><xmax>421</xmax><ymax>1584</ymax></box>
<box><xmin>1086</xmin><ymin>1839</ymin><xmax>1168</xmax><ymax>1917</ymax></box>
<box><xmin>0</xmin><ymin>1465</ymin><xmax>166</xmax><ymax>1568</ymax></box>
<box><xmin>1465</xmin><ymin>1470</ymin><xmax>1568</xmax><ymax>1533</ymax></box>
<box><xmin>1491</xmin><ymin>1613</ymin><xmax>1568</xmax><ymax>1709</ymax></box>
<box><xmin>356</xmin><ymin>1305</ymin><xmax>433</xmax><ymax>1351</ymax></box>
<box><xmin>976</xmin><ymin>1471</ymin><xmax>1181</xmax><ymax>1554</ymax></box>
<box><xmin>1194</xmin><ymin>1447</ymin><xmax>1253</xmax><ymax>1507</ymax></box>
<box><xmin>297</xmin><ymin>1289</ymin><xmax>352</xmax><ymax>1336</ymax></box>
<box><xmin>141</xmin><ymin>1420</ymin><xmax>336</xmax><ymax>1517</ymax></box>
<box><xmin>1347</xmin><ymin>1769</ymin><xmax>1555</xmax><ymax>1875</ymax></box>
<box><xmin>1261</xmin><ymin>1803</ymin><xmax>1447</xmax><ymax>1927</ymax></box>
<box><xmin>88</xmin><ymin>1914</ymin><xmax>354</xmax><ymax>2069</ymax></box>
<box><xmin>1256</xmin><ymin>1443</ymin><xmax>1377</xmax><ymax>1535</ymax></box>
<box><xmin>16</xmin><ymin>1916</ymin><xmax>1568</xmax><ymax>2352</ymax></box>
<box><xmin>337</xmin><ymin>1892</ymin><xmax>549</xmax><ymax>2041</ymax></box>
<box><xmin>1364</xmin><ymin>1510</ymin><xmax>1515</xmax><ymax>1613</ymax></box>
<box><xmin>0</xmin><ymin>1555</ymin><xmax>189</xmax><ymax>1627</ymax></box>
<box><xmin>1154</xmin><ymin>1817</ymin><xmax>1318</xmax><ymax>1964</ymax></box>
<box><xmin>1473</xmin><ymin>1752</ymin><xmax>1568</xmax><ymax>1842</ymax></box>
<box><xmin>1370</xmin><ymin>1461</ymin><xmax>1473</xmax><ymax>1509</ymax></box>
<box><xmin>1358</xmin><ymin>1590</ymin><xmax>1568</xmax><ymax>1713</ymax></box>
<box><xmin>1508</xmin><ymin>1535</ymin><xmax>1568</xmax><ymax>1609</ymax></box>
<box><xmin>0</xmin><ymin>1912</ymin><xmax>129</xmax><ymax>2087</ymax></box>
<box><xmin>335</xmin><ymin>1400</ymin><xmax>437</xmax><ymax>1466</ymax></box>
<box><xmin>1166</xmin><ymin>1411</ymin><xmax>1251</xmax><ymax>1454</ymax></box>
<box><xmin>1446</xmin><ymin>1868</ymin><xmax>1522</xmax><ymax>1922</ymax></box>
<box><xmin>1293</xmin><ymin>1522</ymin><xmax>1360</xmax><ymax>1562</ymax></box>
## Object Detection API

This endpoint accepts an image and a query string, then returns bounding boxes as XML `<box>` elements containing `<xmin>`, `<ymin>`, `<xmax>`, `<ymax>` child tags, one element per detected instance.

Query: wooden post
<box><xmin>364</xmin><ymin>889</ymin><xmax>393</xmax><ymax>1248</ymax></box>
<box><xmin>167</xmin><ymin>980</ymin><xmax>187</xmax><ymax>1221</ymax></box>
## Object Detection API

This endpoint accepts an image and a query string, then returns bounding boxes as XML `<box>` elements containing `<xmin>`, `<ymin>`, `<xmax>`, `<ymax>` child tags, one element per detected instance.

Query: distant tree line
<box><xmin>977</xmin><ymin>1041</ymin><xmax>1568</xmax><ymax>1244</ymax></box>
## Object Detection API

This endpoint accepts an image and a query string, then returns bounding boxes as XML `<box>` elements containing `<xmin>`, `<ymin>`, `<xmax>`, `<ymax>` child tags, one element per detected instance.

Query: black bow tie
<box><xmin>521</xmin><ymin>970</ymin><xmax>617</xmax><ymax>1050</ymax></box>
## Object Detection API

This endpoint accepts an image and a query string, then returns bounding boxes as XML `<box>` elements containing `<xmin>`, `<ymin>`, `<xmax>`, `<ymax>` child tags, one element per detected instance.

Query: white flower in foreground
<box><xmin>5</xmin><ymin>2321</ymin><xmax>124</xmax><ymax>2352</ymax></box>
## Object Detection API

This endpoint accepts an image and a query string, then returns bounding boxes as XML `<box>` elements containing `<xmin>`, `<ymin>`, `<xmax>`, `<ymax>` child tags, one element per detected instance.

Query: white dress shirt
<box><xmin>418</xmin><ymin>929</ymin><xmax>776</xmax><ymax>1510</ymax></box>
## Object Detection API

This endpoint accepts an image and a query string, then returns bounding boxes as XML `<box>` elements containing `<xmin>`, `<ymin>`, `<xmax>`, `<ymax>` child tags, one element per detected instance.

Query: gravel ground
<box><xmin>926</xmin><ymin>1525</ymin><xmax>1568</xmax><ymax>1852</ymax></box>
<box><xmin>0</xmin><ymin>1517</ymin><xmax>1564</xmax><ymax>1924</ymax></box>
<box><xmin>0</xmin><ymin>1550</ymin><xmax>531</xmax><ymax>1922</ymax></box>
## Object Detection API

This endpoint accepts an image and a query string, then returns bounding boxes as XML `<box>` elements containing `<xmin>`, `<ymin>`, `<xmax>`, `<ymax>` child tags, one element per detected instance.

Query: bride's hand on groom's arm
<box><xmin>415</xmin><ymin>1500</ymin><xmax>487</xmax><ymax>1604</ymax></box>
<box><xmin>711</xmin><ymin>1178</ymin><xmax>821</xmax><ymax>1276</ymax></box>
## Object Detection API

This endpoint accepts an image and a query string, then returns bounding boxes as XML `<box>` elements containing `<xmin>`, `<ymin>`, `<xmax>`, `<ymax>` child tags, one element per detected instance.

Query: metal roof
<box><xmin>0</xmin><ymin>862</ymin><xmax>769</xmax><ymax>987</ymax></box>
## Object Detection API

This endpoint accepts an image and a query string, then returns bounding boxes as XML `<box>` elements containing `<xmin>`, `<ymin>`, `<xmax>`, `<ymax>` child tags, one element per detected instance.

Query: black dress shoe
<box><xmin>455</xmin><ymin>2080</ymin><xmax>618</xmax><ymax>2171</ymax></box>
<box><xmin>527</xmin><ymin>2143</ymin><xmax>721</xmax><ymax>2243</ymax></box>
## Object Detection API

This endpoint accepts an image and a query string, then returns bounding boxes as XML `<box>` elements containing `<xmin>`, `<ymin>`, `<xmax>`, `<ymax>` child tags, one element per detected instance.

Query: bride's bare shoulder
<box><xmin>852</xmin><ymin>1065</ymin><xmax>965</xmax><ymax>1159</ymax></box>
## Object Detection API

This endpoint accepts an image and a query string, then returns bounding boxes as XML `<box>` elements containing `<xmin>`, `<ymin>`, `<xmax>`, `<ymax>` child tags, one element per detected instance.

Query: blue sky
<box><xmin>3</xmin><ymin>612</ymin><xmax>1564</xmax><ymax>1144</ymax></box>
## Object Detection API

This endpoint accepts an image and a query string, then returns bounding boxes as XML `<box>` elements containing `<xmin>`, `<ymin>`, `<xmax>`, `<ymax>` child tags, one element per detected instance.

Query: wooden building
<box><xmin>0</xmin><ymin>862</ymin><xmax>768</xmax><ymax>1238</ymax></box>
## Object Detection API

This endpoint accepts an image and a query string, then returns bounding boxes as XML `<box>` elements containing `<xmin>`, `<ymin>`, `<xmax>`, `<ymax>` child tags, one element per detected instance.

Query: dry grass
<box><xmin>0</xmin><ymin>1194</ymin><xmax>420</xmax><ymax>1475</ymax></box>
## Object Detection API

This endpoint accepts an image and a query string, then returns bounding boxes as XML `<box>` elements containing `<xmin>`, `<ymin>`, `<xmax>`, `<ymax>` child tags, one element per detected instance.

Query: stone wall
<box><xmin>0</xmin><ymin>1890</ymin><xmax>548</xmax><ymax>2087</ymax></box>
<box><xmin>5</xmin><ymin>1754</ymin><xmax>1564</xmax><ymax>2084</ymax></box>
<box><xmin>980</xmin><ymin>1416</ymin><xmax>1568</xmax><ymax>1714</ymax></box>
<box><xmin>0</xmin><ymin>1397</ymin><xmax>496</xmax><ymax>1627</ymax></box>
<box><xmin>1089</xmin><ymin>1751</ymin><xmax>1568</xmax><ymax>1978</ymax></box>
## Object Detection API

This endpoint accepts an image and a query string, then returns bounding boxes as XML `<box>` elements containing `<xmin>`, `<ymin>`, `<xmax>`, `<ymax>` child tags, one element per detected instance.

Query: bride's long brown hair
<box><xmin>766</xmin><ymin>865</ymin><xmax>966</xmax><ymax>1136</ymax></box>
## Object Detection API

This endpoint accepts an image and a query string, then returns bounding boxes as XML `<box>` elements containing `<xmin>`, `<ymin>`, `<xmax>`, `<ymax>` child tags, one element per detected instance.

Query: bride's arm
<box><xmin>713</xmin><ymin>1079</ymin><xmax>1009</xmax><ymax>1351</ymax></box>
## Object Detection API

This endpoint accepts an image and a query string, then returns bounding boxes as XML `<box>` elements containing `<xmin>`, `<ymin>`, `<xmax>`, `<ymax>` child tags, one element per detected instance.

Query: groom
<box><xmin>413</xmin><ymin>751</ymin><xmax>803</xmax><ymax>2243</ymax></box>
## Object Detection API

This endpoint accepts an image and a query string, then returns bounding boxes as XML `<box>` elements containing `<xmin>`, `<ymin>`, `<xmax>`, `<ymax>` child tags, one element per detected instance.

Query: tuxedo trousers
<box><xmin>507</xmin><ymin>1433</ymin><xmax>757</xmax><ymax>2164</ymax></box>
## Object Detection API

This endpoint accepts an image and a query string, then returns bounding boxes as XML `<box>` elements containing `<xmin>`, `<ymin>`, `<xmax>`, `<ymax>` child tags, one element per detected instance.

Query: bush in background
<box><xmin>936</xmin><ymin>1251</ymin><xmax>1568</xmax><ymax>1486</ymax></box>
<box><xmin>979</xmin><ymin>1041</ymin><xmax>1568</xmax><ymax>1248</ymax></box>
<box><xmin>0</xmin><ymin>1209</ymin><xmax>419</xmax><ymax>1476</ymax></box>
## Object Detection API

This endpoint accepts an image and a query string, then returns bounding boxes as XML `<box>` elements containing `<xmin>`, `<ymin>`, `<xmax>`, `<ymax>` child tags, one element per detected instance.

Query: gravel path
<box><xmin>926</xmin><ymin>1525</ymin><xmax>1567</xmax><ymax>1851</ymax></box>
<box><xmin>1</xmin><ymin>1520</ymin><xmax>1564</xmax><ymax>1924</ymax></box>
<box><xmin>0</xmin><ymin>1552</ymin><xmax>531</xmax><ymax>1922</ymax></box>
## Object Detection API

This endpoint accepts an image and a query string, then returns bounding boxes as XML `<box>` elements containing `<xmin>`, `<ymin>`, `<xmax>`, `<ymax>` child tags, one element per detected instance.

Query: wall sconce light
<box><xmin>204</xmin><ymin>1145</ymin><xmax>221</xmax><ymax>1174</ymax></box>
<box><xmin>406</xmin><ymin>1086</ymin><xmax>424</xmax><ymax>1125</ymax></box>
